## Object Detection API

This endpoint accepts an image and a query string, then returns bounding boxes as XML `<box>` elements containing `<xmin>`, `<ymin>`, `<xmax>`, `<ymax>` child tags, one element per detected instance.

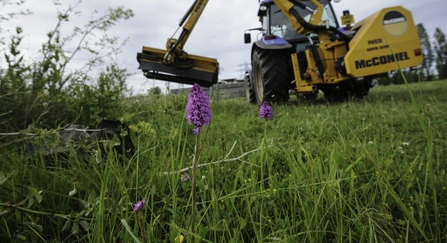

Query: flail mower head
<box><xmin>137</xmin><ymin>46</ymin><xmax>219</xmax><ymax>87</ymax></box>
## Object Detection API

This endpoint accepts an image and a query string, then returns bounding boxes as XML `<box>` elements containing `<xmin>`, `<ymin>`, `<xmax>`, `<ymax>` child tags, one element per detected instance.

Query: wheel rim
<box><xmin>254</xmin><ymin>63</ymin><xmax>264</xmax><ymax>102</ymax></box>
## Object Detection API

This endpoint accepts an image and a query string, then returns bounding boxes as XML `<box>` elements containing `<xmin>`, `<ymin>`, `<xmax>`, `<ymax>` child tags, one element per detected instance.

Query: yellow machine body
<box><xmin>268</xmin><ymin>2</ymin><xmax>423</xmax><ymax>95</ymax></box>
<box><xmin>344</xmin><ymin>6</ymin><xmax>423</xmax><ymax>77</ymax></box>
<box><xmin>138</xmin><ymin>0</ymin><xmax>423</xmax><ymax>103</ymax></box>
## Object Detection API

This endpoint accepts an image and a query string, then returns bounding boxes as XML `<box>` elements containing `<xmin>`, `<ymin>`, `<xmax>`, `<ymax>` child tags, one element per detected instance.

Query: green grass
<box><xmin>1</xmin><ymin>80</ymin><xmax>447</xmax><ymax>242</ymax></box>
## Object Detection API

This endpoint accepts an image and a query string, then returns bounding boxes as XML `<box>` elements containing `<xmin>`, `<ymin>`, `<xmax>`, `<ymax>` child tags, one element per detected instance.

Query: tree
<box><xmin>434</xmin><ymin>28</ymin><xmax>447</xmax><ymax>79</ymax></box>
<box><xmin>417</xmin><ymin>23</ymin><xmax>434</xmax><ymax>81</ymax></box>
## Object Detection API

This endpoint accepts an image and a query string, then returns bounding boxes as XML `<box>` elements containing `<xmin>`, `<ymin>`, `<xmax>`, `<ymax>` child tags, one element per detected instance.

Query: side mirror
<box><xmin>244</xmin><ymin>32</ymin><xmax>251</xmax><ymax>44</ymax></box>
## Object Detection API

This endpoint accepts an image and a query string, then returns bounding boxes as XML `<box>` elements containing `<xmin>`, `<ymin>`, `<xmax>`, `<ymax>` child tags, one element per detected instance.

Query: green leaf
<box><xmin>120</xmin><ymin>219</ymin><xmax>142</xmax><ymax>243</ymax></box>
<box><xmin>80</xmin><ymin>199</ymin><xmax>88</xmax><ymax>209</ymax></box>
<box><xmin>71</xmin><ymin>222</ymin><xmax>79</xmax><ymax>234</ymax></box>
<box><xmin>0</xmin><ymin>170</ymin><xmax>17</xmax><ymax>186</ymax></box>
<box><xmin>62</xmin><ymin>219</ymin><xmax>71</xmax><ymax>232</ymax></box>
<box><xmin>34</xmin><ymin>191</ymin><xmax>43</xmax><ymax>204</ymax></box>
<box><xmin>79</xmin><ymin>220</ymin><xmax>90</xmax><ymax>232</ymax></box>
<box><xmin>17</xmin><ymin>234</ymin><xmax>26</xmax><ymax>240</ymax></box>
<box><xmin>238</xmin><ymin>217</ymin><xmax>247</xmax><ymax>230</ymax></box>
<box><xmin>27</xmin><ymin>198</ymin><xmax>35</xmax><ymax>208</ymax></box>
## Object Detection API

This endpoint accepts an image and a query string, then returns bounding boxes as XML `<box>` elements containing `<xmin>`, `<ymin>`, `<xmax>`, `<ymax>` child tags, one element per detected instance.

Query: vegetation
<box><xmin>1</xmin><ymin>80</ymin><xmax>447</xmax><ymax>242</ymax></box>
<box><xmin>0</xmin><ymin>0</ymin><xmax>134</xmax><ymax>131</ymax></box>
<box><xmin>1</xmin><ymin>1</ymin><xmax>447</xmax><ymax>242</ymax></box>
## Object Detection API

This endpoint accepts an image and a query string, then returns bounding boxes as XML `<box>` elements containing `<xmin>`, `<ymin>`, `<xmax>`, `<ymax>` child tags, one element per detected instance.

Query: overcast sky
<box><xmin>1</xmin><ymin>0</ymin><xmax>445</xmax><ymax>94</ymax></box>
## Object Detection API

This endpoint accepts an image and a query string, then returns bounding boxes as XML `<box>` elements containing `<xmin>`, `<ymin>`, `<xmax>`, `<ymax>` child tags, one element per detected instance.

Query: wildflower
<box><xmin>186</xmin><ymin>83</ymin><xmax>212</xmax><ymax>135</ymax></box>
<box><xmin>397</xmin><ymin>146</ymin><xmax>405</xmax><ymax>154</ymax></box>
<box><xmin>133</xmin><ymin>199</ymin><xmax>146</xmax><ymax>211</ymax></box>
<box><xmin>180</xmin><ymin>173</ymin><xmax>190</xmax><ymax>182</ymax></box>
<box><xmin>68</xmin><ymin>188</ymin><xmax>77</xmax><ymax>197</ymax></box>
<box><xmin>403</xmin><ymin>142</ymin><xmax>410</xmax><ymax>146</ymax></box>
<box><xmin>368</xmin><ymin>141</ymin><xmax>373</xmax><ymax>145</ymax></box>
<box><xmin>259</xmin><ymin>101</ymin><xmax>273</xmax><ymax>120</ymax></box>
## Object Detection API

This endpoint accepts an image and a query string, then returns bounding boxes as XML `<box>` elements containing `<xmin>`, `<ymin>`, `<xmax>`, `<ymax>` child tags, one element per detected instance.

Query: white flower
<box><xmin>403</xmin><ymin>142</ymin><xmax>410</xmax><ymax>146</ymax></box>
<box><xmin>368</xmin><ymin>141</ymin><xmax>373</xmax><ymax>145</ymax></box>
<box><xmin>68</xmin><ymin>188</ymin><xmax>77</xmax><ymax>196</ymax></box>
<box><xmin>397</xmin><ymin>146</ymin><xmax>405</xmax><ymax>154</ymax></box>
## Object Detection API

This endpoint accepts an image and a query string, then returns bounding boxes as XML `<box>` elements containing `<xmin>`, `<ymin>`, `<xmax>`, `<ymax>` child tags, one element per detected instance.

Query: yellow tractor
<box><xmin>137</xmin><ymin>0</ymin><xmax>423</xmax><ymax>104</ymax></box>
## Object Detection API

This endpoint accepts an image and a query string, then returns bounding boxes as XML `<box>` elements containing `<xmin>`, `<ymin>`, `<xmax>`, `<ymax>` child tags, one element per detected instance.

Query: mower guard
<box><xmin>137</xmin><ymin>46</ymin><xmax>219</xmax><ymax>87</ymax></box>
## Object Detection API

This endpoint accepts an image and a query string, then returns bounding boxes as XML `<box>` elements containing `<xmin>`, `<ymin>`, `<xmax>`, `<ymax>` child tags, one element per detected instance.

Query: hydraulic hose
<box><xmin>289</xmin><ymin>6</ymin><xmax>351</xmax><ymax>40</ymax></box>
<box><xmin>289</xmin><ymin>0</ymin><xmax>315</xmax><ymax>14</ymax></box>
<box><xmin>179</xmin><ymin>0</ymin><xmax>197</xmax><ymax>27</ymax></box>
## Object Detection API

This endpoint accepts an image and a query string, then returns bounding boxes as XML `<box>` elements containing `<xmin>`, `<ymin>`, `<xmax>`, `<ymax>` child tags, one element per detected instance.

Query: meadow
<box><xmin>1</xmin><ymin>80</ymin><xmax>446</xmax><ymax>242</ymax></box>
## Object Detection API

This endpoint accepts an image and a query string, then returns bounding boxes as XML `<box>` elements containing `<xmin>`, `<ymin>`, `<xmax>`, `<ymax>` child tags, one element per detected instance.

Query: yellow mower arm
<box><xmin>137</xmin><ymin>0</ymin><xmax>219</xmax><ymax>87</ymax></box>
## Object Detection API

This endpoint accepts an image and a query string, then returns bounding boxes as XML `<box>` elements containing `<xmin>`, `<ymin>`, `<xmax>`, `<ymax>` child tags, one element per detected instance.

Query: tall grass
<box><xmin>1</xmin><ymin>80</ymin><xmax>446</xmax><ymax>242</ymax></box>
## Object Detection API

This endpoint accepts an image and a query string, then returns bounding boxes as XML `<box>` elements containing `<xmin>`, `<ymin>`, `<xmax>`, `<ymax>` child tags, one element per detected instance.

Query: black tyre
<box><xmin>324</xmin><ymin>79</ymin><xmax>372</xmax><ymax>102</ymax></box>
<box><xmin>244</xmin><ymin>73</ymin><xmax>256</xmax><ymax>104</ymax></box>
<box><xmin>351</xmin><ymin>79</ymin><xmax>373</xmax><ymax>100</ymax></box>
<box><xmin>252</xmin><ymin>48</ymin><xmax>291</xmax><ymax>104</ymax></box>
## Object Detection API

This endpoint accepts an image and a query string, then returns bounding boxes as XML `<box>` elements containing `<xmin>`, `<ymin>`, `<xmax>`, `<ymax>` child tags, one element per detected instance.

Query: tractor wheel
<box><xmin>351</xmin><ymin>79</ymin><xmax>373</xmax><ymax>100</ymax></box>
<box><xmin>244</xmin><ymin>73</ymin><xmax>256</xmax><ymax>104</ymax></box>
<box><xmin>252</xmin><ymin>48</ymin><xmax>291</xmax><ymax>105</ymax></box>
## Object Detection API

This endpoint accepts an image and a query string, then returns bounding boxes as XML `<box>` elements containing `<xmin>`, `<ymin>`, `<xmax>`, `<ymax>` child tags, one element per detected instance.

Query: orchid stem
<box><xmin>191</xmin><ymin>132</ymin><xmax>200</xmax><ymax>242</ymax></box>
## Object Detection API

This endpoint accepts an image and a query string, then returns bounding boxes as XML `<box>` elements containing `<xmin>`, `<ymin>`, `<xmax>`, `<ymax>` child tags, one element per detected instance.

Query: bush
<box><xmin>0</xmin><ymin>3</ymin><xmax>134</xmax><ymax>133</ymax></box>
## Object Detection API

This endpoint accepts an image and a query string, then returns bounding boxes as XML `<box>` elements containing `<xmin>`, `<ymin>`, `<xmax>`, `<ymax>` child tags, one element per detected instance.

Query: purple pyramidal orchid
<box><xmin>133</xmin><ymin>199</ymin><xmax>146</xmax><ymax>211</ymax></box>
<box><xmin>186</xmin><ymin>83</ymin><xmax>212</xmax><ymax>135</ymax></box>
<box><xmin>259</xmin><ymin>101</ymin><xmax>273</xmax><ymax>120</ymax></box>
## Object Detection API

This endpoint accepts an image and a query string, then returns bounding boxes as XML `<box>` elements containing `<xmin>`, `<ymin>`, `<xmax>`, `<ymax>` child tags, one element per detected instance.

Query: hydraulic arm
<box><xmin>163</xmin><ymin>0</ymin><xmax>209</xmax><ymax>65</ymax></box>
<box><xmin>137</xmin><ymin>0</ymin><xmax>219</xmax><ymax>87</ymax></box>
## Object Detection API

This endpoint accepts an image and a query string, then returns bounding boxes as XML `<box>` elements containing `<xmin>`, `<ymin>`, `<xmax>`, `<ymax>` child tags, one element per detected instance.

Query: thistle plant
<box><xmin>185</xmin><ymin>83</ymin><xmax>212</xmax><ymax>241</ymax></box>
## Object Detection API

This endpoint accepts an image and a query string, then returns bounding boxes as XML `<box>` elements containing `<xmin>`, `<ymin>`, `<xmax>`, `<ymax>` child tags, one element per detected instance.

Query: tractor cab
<box><xmin>249</xmin><ymin>0</ymin><xmax>340</xmax><ymax>50</ymax></box>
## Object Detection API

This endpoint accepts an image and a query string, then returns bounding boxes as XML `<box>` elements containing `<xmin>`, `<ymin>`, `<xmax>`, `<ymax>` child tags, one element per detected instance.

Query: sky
<box><xmin>1</xmin><ymin>0</ymin><xmax>446</xmax><ymax>94</ymax></box>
